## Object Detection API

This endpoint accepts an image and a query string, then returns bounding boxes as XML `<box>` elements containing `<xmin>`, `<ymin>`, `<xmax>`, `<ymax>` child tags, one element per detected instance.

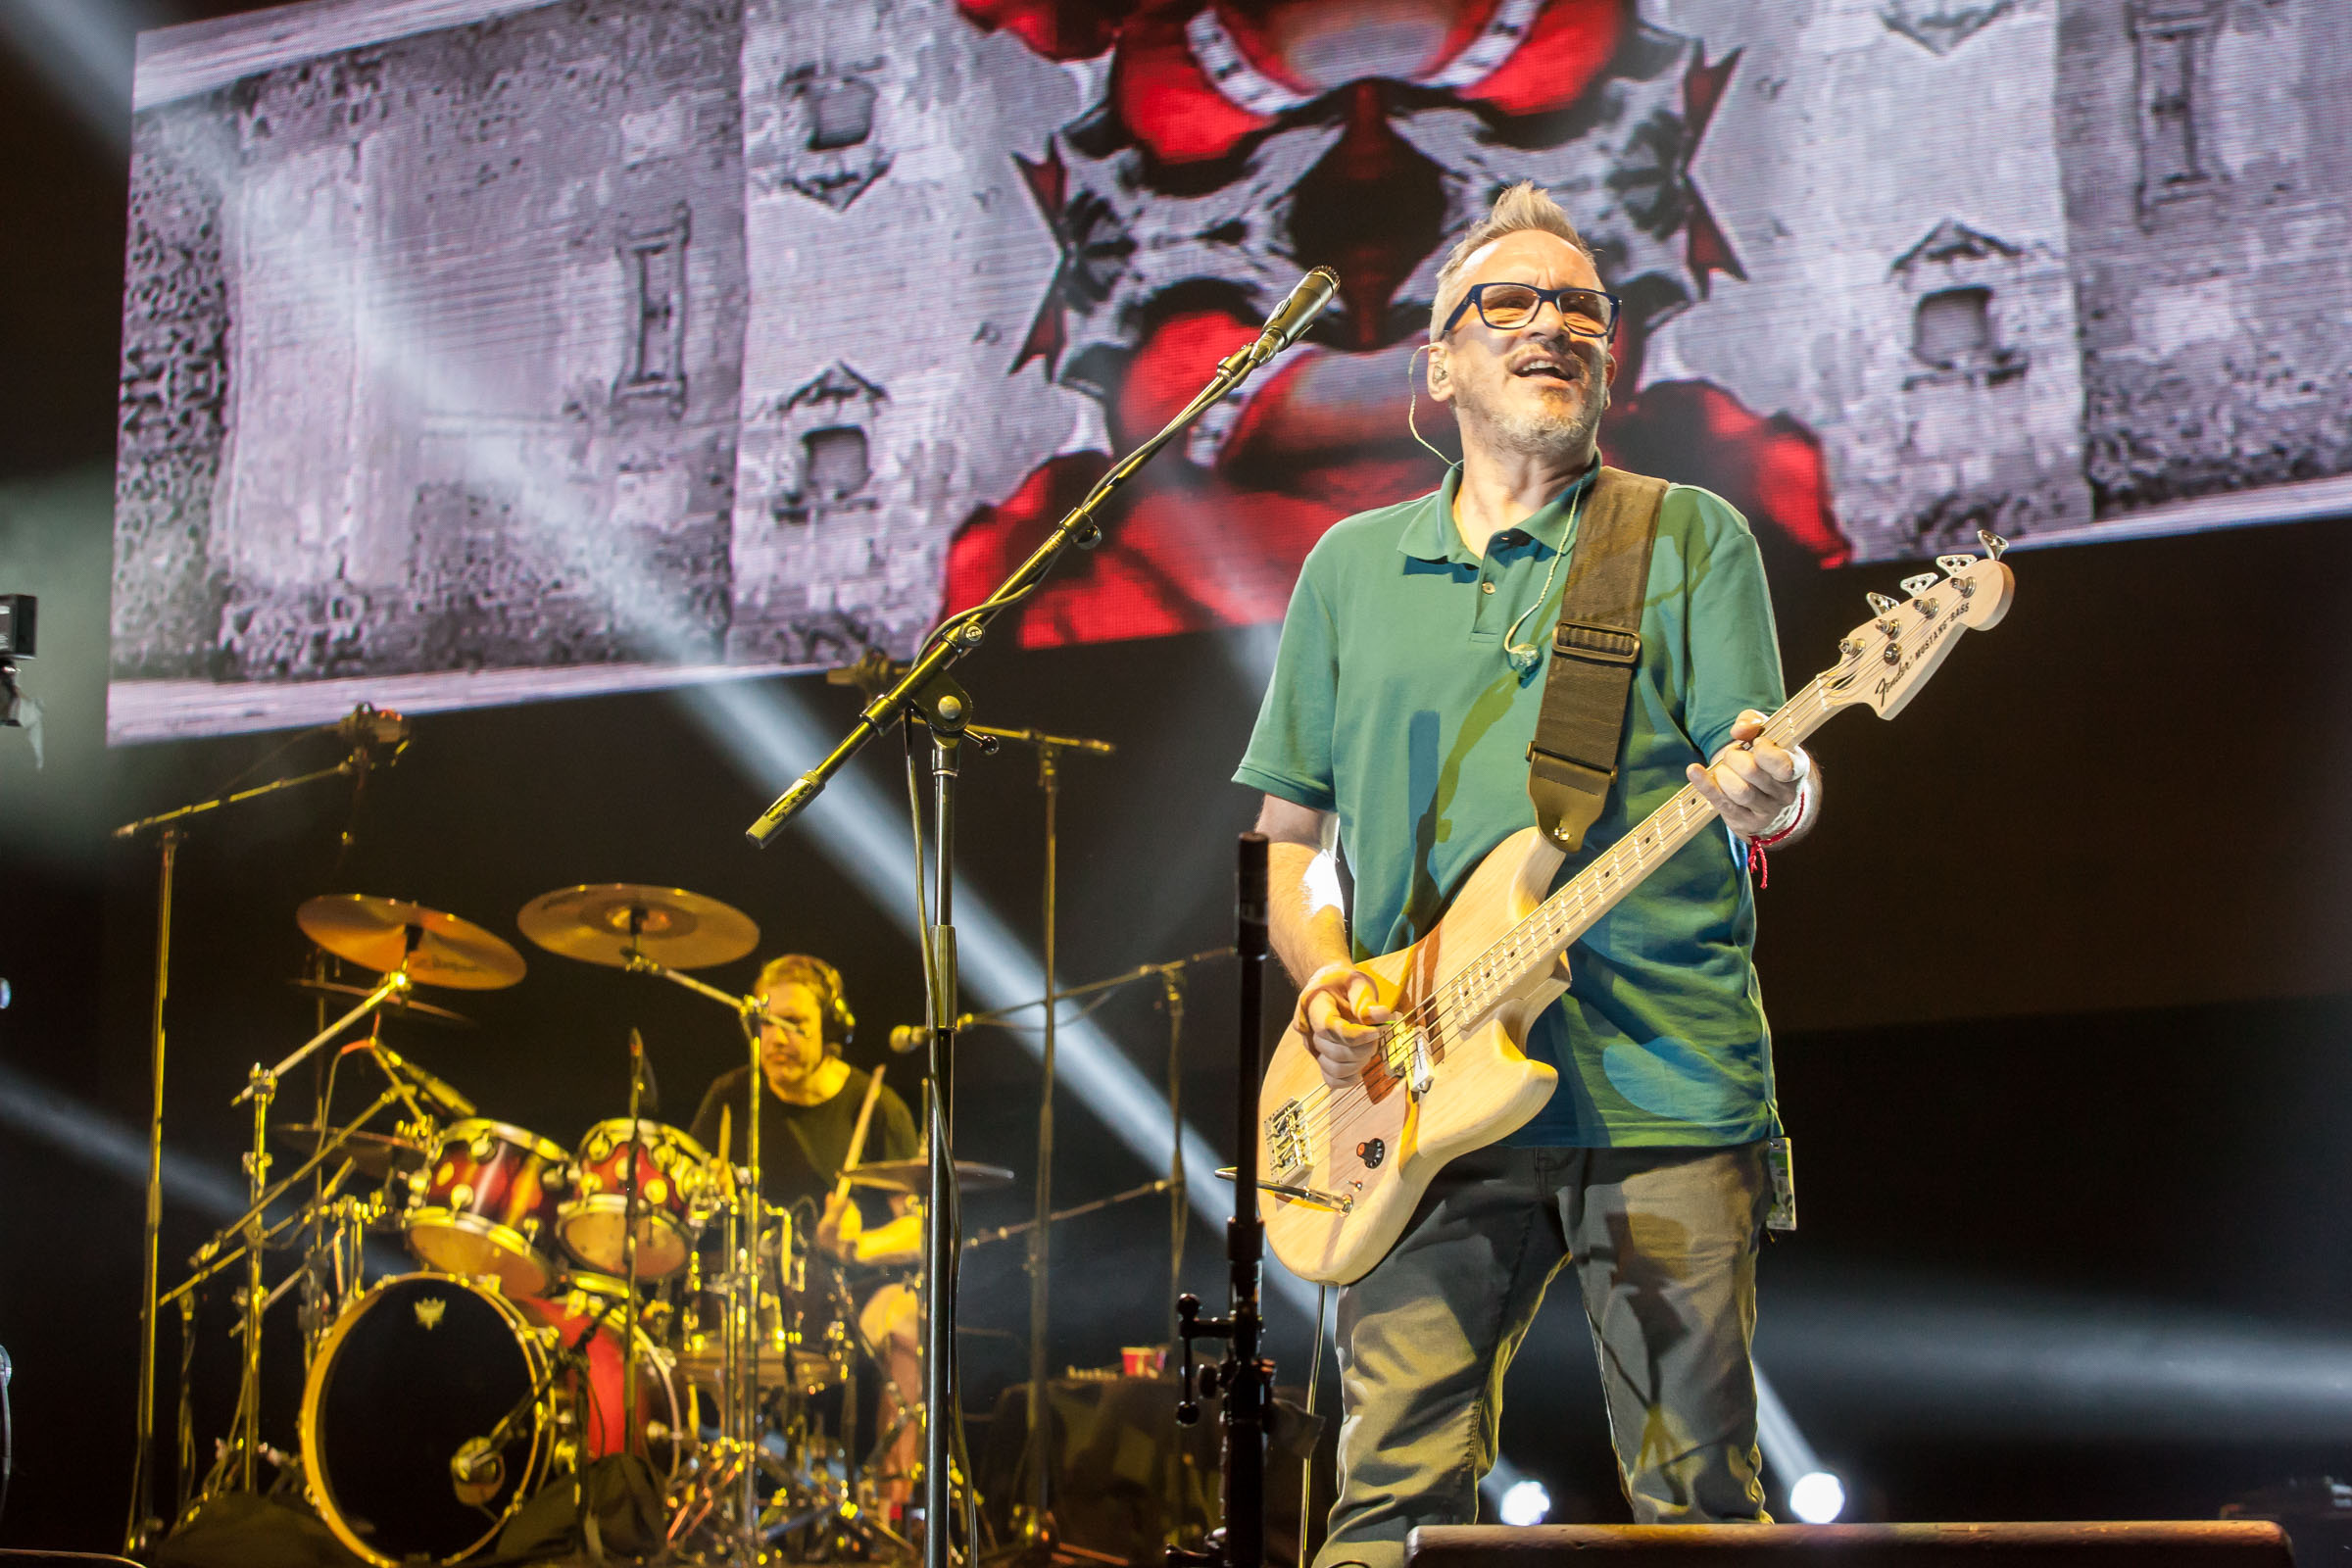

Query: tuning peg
<box><xmin>1936</xmin><ymin>554</ymin><xmax>1977</xmax><ymax>576</ymax></box>
<box><xmin>1866</xmin><ymin>592</ymin><xmax>1900</xmax><ymax>617</ymax></box>
<box><xmin>1976</xmin><ymin>529</ymin><xmax>2009</xmax><ymax>560</ymax></box>
<box><xmin>1899</xmin><ymin>573</ymin><xmax>1939</xmax><ymax>598</ymax></box>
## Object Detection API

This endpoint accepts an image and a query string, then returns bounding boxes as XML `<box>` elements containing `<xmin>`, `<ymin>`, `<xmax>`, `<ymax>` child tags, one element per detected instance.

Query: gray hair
<box><xmin>1428</xmin><ymin>181</ymin><xmax>1596</xmax><ymax>340</ymax></box>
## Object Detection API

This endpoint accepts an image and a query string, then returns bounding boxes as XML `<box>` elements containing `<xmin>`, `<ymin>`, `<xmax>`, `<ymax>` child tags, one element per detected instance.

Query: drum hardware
<box><xmin>298</xmin><ymin>1271</ymin><xmax>683</xmax><ymax>1567</ymax></box>
<box><xmin>288</xmin><ymin>974</ymin><xmax>476</xmax><ymax>1027</ymax></box>
<box><xmin>949</xmin><ymin>945</ymin><xmax>1226</xmax><ymax>1560</ymax></box>
<box><xmin>272</xmin><ymin>1122</ymin><xmax>430</xmax><ymax>1182</ymax></box>
<box><xmin>113</xmin><ymin>703</ymin><xmax>411</xmax><ymax>1555</ymax></box>
<box><xmin>174</xmin><ymin>899</ymin><xmax>508</xmax><ymax>1516</ymax></box>
<box><xmin>845</xmin><ymin>1157</ymin><xmax>1017</xmax><ymax>1196</ymax></box>
<box><xmin>962</xmin><ymin>1176</ymin><xmax>1180</xmax><ymax>1250</ymax></box>
<box><xmin>519</xmin><ymin>882</ymin><xmax>784</xmax><ymax>1557</ymax></box>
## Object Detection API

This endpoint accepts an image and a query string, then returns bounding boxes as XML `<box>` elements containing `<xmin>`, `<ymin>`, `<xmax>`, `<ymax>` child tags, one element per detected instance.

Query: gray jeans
<box><xmin>1315</xmin><ymin>1143</ymin><xmax>1772</xmax><ymax>1568</ymax></box>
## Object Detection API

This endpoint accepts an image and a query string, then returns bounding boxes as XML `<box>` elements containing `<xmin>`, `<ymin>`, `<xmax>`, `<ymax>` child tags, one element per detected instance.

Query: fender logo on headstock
<box><xmin>1872</xmin><ymin>600</ymin><xmax>1960</xmax><ymax>705</ymax></box>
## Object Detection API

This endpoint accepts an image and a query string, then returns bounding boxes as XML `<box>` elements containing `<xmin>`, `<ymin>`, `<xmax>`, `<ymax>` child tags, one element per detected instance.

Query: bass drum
<box><xmin>299</xmin><ymin>1272</ymin><xmax>681</xmax><ymax>1566</ymax></box>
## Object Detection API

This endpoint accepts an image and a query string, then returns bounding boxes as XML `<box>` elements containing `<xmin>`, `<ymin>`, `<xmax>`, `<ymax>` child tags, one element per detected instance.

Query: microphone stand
<box><xmin>966</xmin><ymin>724</ymin><xmax>1116</xmax><ymax>1558</ymax></box>
<box><xmin>1170</xmin><ymin>835</ymin><xmax>1271</xmax><ymax>1568</ymax></box>
<box><xmin>744</xmin><ymin>273</ymin><xmax>1334</xmax><ymax>1568</ymax></box>
<box><xmin>113</xmin><ymin>715</ymin><xmax>406</xmax><ymax>1553</ymax></box>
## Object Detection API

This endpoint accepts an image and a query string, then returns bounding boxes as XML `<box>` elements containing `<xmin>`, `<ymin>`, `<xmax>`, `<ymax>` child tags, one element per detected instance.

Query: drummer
<box><xmin>686</xmin><ymin>954</ymin><xmax>923</xmax><ymax>1481</ymax></box>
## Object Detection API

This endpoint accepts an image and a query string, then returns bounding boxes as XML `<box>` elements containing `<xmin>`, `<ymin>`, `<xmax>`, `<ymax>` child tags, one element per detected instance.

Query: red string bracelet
<box><xmin>1743</xmin><ymin>786</ymin><xmax>1808</xmax><ymax>890</ymax></box>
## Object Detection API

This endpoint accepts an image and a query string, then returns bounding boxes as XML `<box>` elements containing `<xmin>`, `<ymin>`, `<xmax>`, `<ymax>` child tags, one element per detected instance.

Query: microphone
<box><xmin>372</xmin><ymin>1045</ymin><xmax>475</xmax><ymax>1117</ymax></box>
<box><xmin>450</xmin><ymin>1437</ymin><xmax>504</xmax><ymax>1504</ymax></box>
<box><xmin>333</xmin><ymin>703</ymin><xmax>410</xmax><ymax>749</ymax></box>
<box><xmin>1238</xmin><ymin>267</ymin><xmax>1340</xmax><ymax>371</ymax></box>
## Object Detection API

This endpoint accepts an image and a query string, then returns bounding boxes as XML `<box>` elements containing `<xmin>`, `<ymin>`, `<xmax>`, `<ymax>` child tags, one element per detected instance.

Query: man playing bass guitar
<box><xmin>1234</xmin><ymin>182</ymin><xmax>1819</xmax><ymax>1565</ymax></box>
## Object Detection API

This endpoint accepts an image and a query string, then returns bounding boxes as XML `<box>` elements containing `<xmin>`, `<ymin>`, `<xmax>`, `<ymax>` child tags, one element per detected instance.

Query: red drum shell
<box><xmin>404</xmin><ymin>1118</ymin><xmax>568</xmax><ymax>1297</ymax></box>
<box><xmin>556</xmin><ymin>1118</ymin><xmax>710</xmax><ymax>1280</ymax></box>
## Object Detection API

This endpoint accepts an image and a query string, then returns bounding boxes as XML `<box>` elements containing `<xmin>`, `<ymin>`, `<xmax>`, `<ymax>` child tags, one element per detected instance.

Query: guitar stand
<box><xmin>1169</xmin><ymin>835</ymin><xmax>1273</xmax><ymax>1568</ymax></box>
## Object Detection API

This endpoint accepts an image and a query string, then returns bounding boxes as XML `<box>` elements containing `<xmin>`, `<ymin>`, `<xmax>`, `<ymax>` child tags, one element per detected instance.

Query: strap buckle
<box><xmin>1552</xmin><ymin>618</ymin><xmax>1641</xmax><ymax>663</ymax></box>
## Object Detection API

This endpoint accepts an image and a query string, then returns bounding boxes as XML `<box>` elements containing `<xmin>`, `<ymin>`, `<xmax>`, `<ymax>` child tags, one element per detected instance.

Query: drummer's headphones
<box><xmin>758</xmin><ymin>953</ymin><xmax>858</xmax><ymax>1050</ymax></box>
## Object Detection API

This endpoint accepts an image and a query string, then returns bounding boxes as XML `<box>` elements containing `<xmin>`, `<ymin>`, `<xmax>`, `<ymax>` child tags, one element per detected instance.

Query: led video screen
<box><xmin>110</xmin><ymin>0</ymin><xmax>2352</xmax><ymax>741</ymax></box>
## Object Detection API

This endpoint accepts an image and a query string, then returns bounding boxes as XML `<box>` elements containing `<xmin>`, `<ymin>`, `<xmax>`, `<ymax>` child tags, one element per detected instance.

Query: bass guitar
<box><xmin>1256</xmin><ymin>534</ymin><xmax>2016</xmax><ymax>1285</ymax></box>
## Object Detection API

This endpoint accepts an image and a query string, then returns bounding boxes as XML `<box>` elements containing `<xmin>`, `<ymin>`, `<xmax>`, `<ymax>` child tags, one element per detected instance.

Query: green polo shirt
<box><xmin>1235</xmin><ymin>464</ymin><xmax>1786</xmax><ymax>1147</ymax></box>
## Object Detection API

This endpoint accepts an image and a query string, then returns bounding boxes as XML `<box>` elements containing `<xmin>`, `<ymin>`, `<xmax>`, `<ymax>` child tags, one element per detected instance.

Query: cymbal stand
<box><xmin>214</xmin><ymin>961</ymin><xmax>418</xmax><ymax>1495</ymax></box>
<box><xmin>612</xmin><ymin>944</ymin><xmax>775</xmax><ymax>1561</ymax></box>
<box><xmin>954</xmin><ymin>945</ymin><xmax>1230</xmax><ymax>1387</ymax></box>
<box><xmin>958</xmin><ymin>725</ymin><xmax>1115</xmax><ymax>1556</ymax></box>
<box><xmin>113</xmin><ymin>712</ymin><xmax>405</xmax><ymax>1553</ymax></box>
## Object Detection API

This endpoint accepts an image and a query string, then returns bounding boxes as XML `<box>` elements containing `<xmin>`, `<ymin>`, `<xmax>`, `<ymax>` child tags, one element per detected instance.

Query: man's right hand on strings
<box><xmin>1295</xmin><ymin>960</ymin><xmax>1395</xmax><ymax>1088</ymax></box>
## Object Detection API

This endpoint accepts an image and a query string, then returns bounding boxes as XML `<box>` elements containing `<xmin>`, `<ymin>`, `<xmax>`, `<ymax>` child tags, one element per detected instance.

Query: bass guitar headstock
<box><xmin>1819</xmin><ymin>530</ymin><xmax>2016</xmax><ymax>720</ymax></box>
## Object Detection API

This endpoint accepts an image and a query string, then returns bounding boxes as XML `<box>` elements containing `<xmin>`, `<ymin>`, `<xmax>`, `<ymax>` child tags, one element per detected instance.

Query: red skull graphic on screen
<box><xmin>946</xmin><ymin>0</ymin><xmax>1853</xmax><ymax>647</ymax></box>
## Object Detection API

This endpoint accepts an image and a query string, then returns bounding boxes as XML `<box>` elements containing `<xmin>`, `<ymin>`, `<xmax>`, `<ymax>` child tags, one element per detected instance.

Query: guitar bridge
<box><xmin>1264</xmin><ymin>1100</ymin><xmax>1309</xmax><ymax>1175</ymax></box>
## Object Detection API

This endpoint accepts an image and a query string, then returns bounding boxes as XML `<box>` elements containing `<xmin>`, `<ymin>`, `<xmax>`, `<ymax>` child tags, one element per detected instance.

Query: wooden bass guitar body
<box><xmin>1256</xmin><ymin>825</ymin><xmax>1568</xmax><ymax>1286</ymax></box>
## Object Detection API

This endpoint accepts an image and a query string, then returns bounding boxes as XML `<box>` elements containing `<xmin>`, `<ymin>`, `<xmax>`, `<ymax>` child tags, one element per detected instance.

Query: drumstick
<box><xmin>832</xmin><ymin>1063</ymin><xmax>888</xmax><ymax>1209</ymax></box>
<box><xmin>713</xmin><ymin>1105</ymin><xmax>735</xmax><ymax>1200</ymax></box>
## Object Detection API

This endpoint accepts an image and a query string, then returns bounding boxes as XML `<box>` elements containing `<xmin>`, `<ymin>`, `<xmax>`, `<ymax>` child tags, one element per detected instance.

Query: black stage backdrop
<box><xmin>8</xmin><ymin>6</ymin><xmax>2352</xmax><ymax>1556</ymax></box>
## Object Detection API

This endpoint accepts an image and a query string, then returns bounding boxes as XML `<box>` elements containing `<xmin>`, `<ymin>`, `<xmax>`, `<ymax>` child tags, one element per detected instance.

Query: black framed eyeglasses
<box><xmin>1441</xmin><ymin>281</ymin><xmax>1621</xmax><ymax>340</ymax></box>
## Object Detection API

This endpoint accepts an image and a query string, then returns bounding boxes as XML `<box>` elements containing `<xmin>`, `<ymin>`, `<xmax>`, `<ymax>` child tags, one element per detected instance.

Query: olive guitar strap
<box><xmin>1525</xmin><ymin>465</ymin><xmax>1669</xmax><ymax>851</ymax></box>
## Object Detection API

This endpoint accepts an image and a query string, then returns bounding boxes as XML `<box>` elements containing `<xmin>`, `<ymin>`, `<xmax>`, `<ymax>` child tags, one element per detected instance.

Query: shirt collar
<box><xmin>1395</xmin><ymin>460</ymin><xmax>1601</xmax><ymax>565</ymax></box>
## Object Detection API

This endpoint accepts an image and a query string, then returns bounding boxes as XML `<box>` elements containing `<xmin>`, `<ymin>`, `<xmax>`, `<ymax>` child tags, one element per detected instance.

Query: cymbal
<box><xmin>515</xmin><ymin>883</ymin><xmax>760</xmax><ymax>971</ymax></box>
<box><xmin>843</xmin><ymin>1157</ymin><xmax>1015</xmax><ymax>1195</ymax></box>
<box><xmin>273</xmin><ymin>1122</ymin><xmax>429</xmax><ymax>1181</ymax></box>
<box><xmin>288</xmin><ymin>977</ymin><xmax>475</xmax><ymax>1027</ymax></box>
<box><xmin>297</xmin><ymin>896</ymin><xmax>527</xmax><ymax>991</ymax></box>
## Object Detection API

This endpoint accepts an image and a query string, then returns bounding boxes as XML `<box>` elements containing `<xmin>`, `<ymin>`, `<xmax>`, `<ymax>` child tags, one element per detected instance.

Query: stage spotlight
<box><xmin>1788</xmin><ymin>1469</ymin><xmax>1846</xmax><ymax>1524</ymax></box>
<box><xmin>1498</xmin><ymin>1478</ymin><xmax>1552</xmax><ymax>1527</ymax></box>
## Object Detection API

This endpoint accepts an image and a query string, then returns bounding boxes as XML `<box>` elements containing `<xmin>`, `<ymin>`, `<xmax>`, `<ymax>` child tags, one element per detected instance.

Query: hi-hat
<box><xmin>516</xmin><ymin>884</ymin><xmax>760</xmax><ymax>971</ymax></box>
<box><xmin>289</xmin><ymin>976</ymin><xmax>474</xmax><ymax>1027</ymax></box>
<box><xmin>297</xmin><ymin>896</ymin><xmax>526</xmax><ymax>990</ymax></box>
<box><xmin>273</xmin><ymin>1122</ymin><xmax>429</xmax><ymax>1182</ymax></box>
<box><xmin>843</xmin><ymin>1157</ymin><xmax>1015</xmax><ymax>1195</ymax></box>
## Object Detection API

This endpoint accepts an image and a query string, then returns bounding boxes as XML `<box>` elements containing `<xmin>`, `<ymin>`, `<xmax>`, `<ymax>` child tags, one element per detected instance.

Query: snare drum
<box><xmin>672</xmin><ymin>1217</ymin><xmax>847</xmax><ymax>1396</ymax></box>
<box><xmin>300</xmin><ymin>1271</ymin><xmax>682</xmax><ymax>1567</ymax></box>
<box><xmin>403</xmin><ymin>1119</ymin><xmax>569</xmax><ymax>1297</ymax></box>
<box><xmin>557</xmin><ymin>1118</ymin><xmax>710</xmax><ymax>1280</ymax></box>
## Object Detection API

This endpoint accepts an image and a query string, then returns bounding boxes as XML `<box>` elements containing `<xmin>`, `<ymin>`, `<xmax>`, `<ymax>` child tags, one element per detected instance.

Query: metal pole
<box><xmin>1024</xmin><ymin>745</ymin><xmax>1060</xmax><ymax>1543</ymax></box>
<box><xmin>923</xmin><ymin>724</ymin><xmax>962</xmax><ymax>1568</ymax></box>
<box><xmin>236</xmin><ymin>1066</ymin><xmax>273</xmax><ymax>1492</ymax></box>
<box><xmin>740</xmin><ymin>1009</ymin><xmax>764</xmax><ymax>1543</ymax></box>
<box><xmin>125</xmin><ymin>827</ymin><xmax>177</xmax><ymax>1552</ymax></box>
<box><xmin>1227</xmin><ymin>833</ymin><xmax>1270</xmax><ymax>1568</ymax></box>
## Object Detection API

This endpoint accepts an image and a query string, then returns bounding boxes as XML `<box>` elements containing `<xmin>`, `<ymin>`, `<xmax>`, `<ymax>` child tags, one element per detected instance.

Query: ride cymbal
<box><xmin>515</xmin><ymin>883</ymin><xmax>760</xmax><ymax>970</ymax></box>
<box><xmin>297</xmin><ymin>896</ymin><xmax>527</xmax><ymax>990</ymax></box>
<box><xmin>842</xmin><ymin>1157</ymin><xmax>1015</xmax><ymax>1195</ymax></box>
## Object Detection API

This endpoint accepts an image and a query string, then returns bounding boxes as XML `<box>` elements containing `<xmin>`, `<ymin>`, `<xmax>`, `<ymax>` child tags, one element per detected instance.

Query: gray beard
<box><xmin>1456</xmin><ymin>368</ymin><xmax>1604</xmax><ymax>463</ymax></box>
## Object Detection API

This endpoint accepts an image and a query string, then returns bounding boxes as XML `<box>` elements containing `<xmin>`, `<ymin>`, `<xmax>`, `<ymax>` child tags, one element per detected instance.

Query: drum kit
<box><xmin>163</xmin><ymin>882</ymin><xmax>1011</xmax><ymax>1567</ymax></box>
